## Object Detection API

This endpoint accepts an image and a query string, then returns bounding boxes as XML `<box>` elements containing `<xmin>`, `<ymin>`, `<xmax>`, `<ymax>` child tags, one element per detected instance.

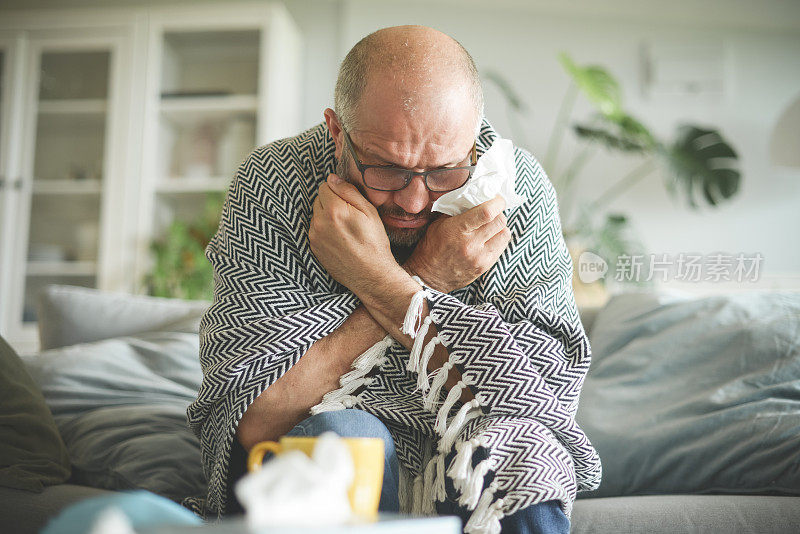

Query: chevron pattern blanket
<box><xmin>186</xmin><ymin>121</ymin><xmax>601</xmax><ymax>532</ymax></box>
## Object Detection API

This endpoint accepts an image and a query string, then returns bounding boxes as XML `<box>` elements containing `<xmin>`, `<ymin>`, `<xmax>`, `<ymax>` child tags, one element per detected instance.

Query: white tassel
<box><xmin>310</xmin><ymin>399</ymin><xmax>345</xmax><ymax>414</ymax></box>
<box><xmin>310</xmin><ymin>394</ymin><xmax>358</xmax><ymax>414</ymax></box>
<box><xmin>412</xmin><ymin>473</ymin><xmax>424</xmax><ymax>515</ymax></box>
<box><xmin>311</xmin><ymin>336</ymin><xmax>390</xmax><ymax>415</ymax></box>
<box><xmin>440</xmin><ymin>399</ymin><xmax>482</xmax><ymax>454</ymax></box>
<box><xmin>434</xmin><ymin>452</ymin><xmax>447</xmax><ymax>502</ymax></box>
<box><xmin>434</xmin><ymin>380</ymin><xmax>468</xmax><ymax>435</ymax></box>
<box><xmin>407</xmin><ymin>316</ymin><xmax>432</xmax><ymax>373</ymax></box>
<box><xmin>416</xmin><ymin>335</ymin><xmax>441</xmax><ymax>391</ymax></box>
<box><xmin>447</xmin><ymin>437</ymin><xmax>477</xmax><ymax>488</ymax></box>
<box><xmin>351</xmin><ymin>336</ymin><xmax>392</xmax><ymax>372</ymax></box>
<box><xmin>424</xmin><ymin>361</ymin><xmax>453</xmax><ymax>411</ymax></box>
<box><xmin>397</xmin><ymin>464</ymin><xmax>412</xmax><ymax>514</ymax></box>
<box><xmin>464</xmin><ymin>488</ymin><xmax>501</xmax><ymax>534</ymax></box>
<box><xmin>420</xmin><ymin>456</ymin><xmax>437</xmax><ymax>515</ymax></box>
<box><xmin>329</xmin><ymin>376</ymin><xmax>372</xmax><ymax>398</ymax></box>
<box><xmin>402</xmin><ymin>288</ymin><xmax>429</xmax><ymax>337</ymax></box>
<box><xmin>459</xmin><ymin>457</ymin><xmax>494</xmax><ymax>509</ymax></box>
<box><xmin>484</xmin><ymin>501</ymin><xmax>505</xmax><ymax>534</ymax></box>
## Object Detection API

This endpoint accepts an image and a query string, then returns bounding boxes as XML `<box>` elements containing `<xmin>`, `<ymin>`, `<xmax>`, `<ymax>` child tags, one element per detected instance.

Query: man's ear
<box><xmin>323</xmin><ymin>108</ymin><xmax>344</xmax><ymax>161</ymax></box>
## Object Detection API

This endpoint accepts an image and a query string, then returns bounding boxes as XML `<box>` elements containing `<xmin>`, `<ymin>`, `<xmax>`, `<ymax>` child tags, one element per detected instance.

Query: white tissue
<box><xmin>234</xmin><ymin>432</ymin><xmax>354</xmax><ymax>528</ymax></box>
<box><xmin>431</xmin><ymin>138</ymin><xmax>525</xmax><ymax>216</ymax></box>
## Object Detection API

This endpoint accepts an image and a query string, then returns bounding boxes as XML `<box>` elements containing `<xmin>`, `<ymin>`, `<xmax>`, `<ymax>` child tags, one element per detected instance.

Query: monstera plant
<box><xmin>485</xmin><ymin>53</ymin><xmax>741</xmax><ymax>283</ymax></box>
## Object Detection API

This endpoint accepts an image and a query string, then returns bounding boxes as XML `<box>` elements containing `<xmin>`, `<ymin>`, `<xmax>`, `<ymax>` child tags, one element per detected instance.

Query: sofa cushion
<box><xmin>577</xmin><ymin>291</ymin><xmax>800</xmax><ymax>498</ymax></box>
<box><xmin>58</xmin><ymin>405</ymin><xmax>206</xmax><ymax>503</ymax></box>
<box><xmin>571</xmin><ymin>494</ymin><xmax>800</xmax><ymax>534</ymax></box>
<box><xmin>0</xmin><ymin>335</ymin><xmax>71</xmax><ymax>492</ymax></box>
<box><xmin>0</xmin><ymin>484</ymin><xmax>115</xmax><ymax>534</ymax></box>
<box><xmin>36</xmin><ymin>284</ymin><xmax>209</xmax><ymax>351</ymax></box>
<box><xmin>23</xmin><ymin>329</ymin><xmax>205</xmax><ymax>502</ymax></box>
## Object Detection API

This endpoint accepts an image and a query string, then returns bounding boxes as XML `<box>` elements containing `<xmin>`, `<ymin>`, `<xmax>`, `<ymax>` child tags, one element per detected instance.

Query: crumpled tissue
<box><xmin>431</xmin><ymin>137</ymin><xmax>525</xmax><ymax>216</ymax></box>
<box><xmin>234</xmin><ymin>432</ymin><xmax>354</xmax><ymax>528</ymax></box>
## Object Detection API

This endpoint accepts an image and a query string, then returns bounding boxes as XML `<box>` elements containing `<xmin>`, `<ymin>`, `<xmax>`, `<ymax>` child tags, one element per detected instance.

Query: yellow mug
<box><xmin>248</xmin><ymin>436</ymin><xmax>385</xmax><ymax>519</ymax></box>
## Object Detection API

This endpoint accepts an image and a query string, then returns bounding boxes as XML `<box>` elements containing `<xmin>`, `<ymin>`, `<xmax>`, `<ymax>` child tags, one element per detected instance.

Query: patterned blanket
<box><xmin>186</xmin><ymin>121</ymin><xmax>601</xmax><ymax>532</ymax></box>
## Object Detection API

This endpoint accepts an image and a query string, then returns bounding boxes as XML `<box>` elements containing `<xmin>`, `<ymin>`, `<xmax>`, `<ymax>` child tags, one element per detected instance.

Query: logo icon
<box><xmin>578</xmin><ymin>251</ymin><xmax>608</xmax><ymax>283</ymax></box>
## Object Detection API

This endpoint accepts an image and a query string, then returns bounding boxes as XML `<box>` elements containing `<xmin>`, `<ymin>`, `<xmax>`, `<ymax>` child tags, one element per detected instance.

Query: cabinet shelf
<box><xmin>160</xmin><ymin>94</ymin><xmax>257</xmax><ymax>122</ymax></box>
<box><xmin>38</xmin><ymin>99</ymin><xmax>107</xmax><ymax>114</ymax></box>
<box><xmin>32</xmin><ymin>179</ymin><xmax>103</xmax><ymax>195</ymax></box>
<box><xmin>155</xmin><ymin>177</ymin><xmax>231</xmax><ymax>193</ymax></box>
<box><xmin>26</xmin><ymin>261</ymin><xmax>98</xmax><ymax>276</ymax></box>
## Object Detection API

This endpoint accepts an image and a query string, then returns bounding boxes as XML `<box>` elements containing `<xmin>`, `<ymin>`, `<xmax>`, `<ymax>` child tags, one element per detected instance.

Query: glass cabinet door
<box><xmin>144</xmin><ymin>28</ymin><xmax>259</xmax><ymax>299</ymax></box>
<box><xmin>19</xmin><ymin>46</ymin><xmax>112</xmax><ymax>324</ymax></box>
<box><xmin>0</xmin><ymin>48</ymin><xmax>7</xmax><ymax>265</ymax></box>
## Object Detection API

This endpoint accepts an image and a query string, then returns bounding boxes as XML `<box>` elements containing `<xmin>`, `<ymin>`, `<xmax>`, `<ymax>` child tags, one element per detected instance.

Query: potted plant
<box><xmin>144</xmin><ymin>191</ymin><xmax>225</xmax><ymax>300</ymax></box>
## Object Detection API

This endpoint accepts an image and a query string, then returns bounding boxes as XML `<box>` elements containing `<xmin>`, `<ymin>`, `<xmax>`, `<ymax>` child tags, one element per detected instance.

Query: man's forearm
<box><xmin>355</xmin><ymin>266</ymin><xmax>472</xmax><ymax>402</ymax></box>
<box><xmin>237</xmin><ymin>267</ymin><xmax>469</xmax><ymax>451</ymax></box>
<box><xmin>236</xmin><ymin>304</ymin><xmax>386</xmax><ymax>450</ymax></box>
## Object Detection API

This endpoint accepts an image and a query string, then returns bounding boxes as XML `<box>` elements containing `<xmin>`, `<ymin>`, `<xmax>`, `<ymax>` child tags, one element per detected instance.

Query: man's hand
<box><xmin>309</xmin><ymin>174</ymin><xmax>399</xmax><ymax>292</ymax></box>
<box><xmin>404</xmin><ymin>195</ymin><xmax>511</xmax><ymax>293</ymax></box>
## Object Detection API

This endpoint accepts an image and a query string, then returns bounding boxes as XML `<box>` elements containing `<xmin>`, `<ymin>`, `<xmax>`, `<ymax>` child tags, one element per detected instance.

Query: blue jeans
<box><xmin>226</xmin><ymin>409</ymin><xmax>400</xmax><ymax>514</ymax></box>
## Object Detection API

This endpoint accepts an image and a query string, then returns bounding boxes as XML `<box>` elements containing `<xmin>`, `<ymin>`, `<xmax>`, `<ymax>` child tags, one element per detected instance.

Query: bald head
<box><xmin>334</xmin><ymin>25</ymin><xmax>483</xmax><ymax>134</ymax></box>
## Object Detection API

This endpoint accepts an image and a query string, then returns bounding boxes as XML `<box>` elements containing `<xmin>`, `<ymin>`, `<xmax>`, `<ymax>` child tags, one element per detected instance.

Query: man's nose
<box><xmin>392</xmin><ymin>174</ymin><xmax>430</xmax><ymax>215</ymax></box>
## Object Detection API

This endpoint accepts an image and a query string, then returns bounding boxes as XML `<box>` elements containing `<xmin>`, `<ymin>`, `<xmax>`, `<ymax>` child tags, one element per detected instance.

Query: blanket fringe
<box><xmin>440</xmin><ymin>400</ymin><xmax>482</xmax><ymax>454</ymax></box>
<box><xmin>464</xmin><ymin>484</ymin><xmax>502</xmax><ymax>534</ymax></box>
<box><xmin>459</xmin><ymin>456</ymin><xmax>495</xmax><ymax>509</ymax></box>
<box><xmin>402</xmin><ymin>286</ymin><xmax>430</xmax><ymax>338</ymax></box>
<box><xmin>416</xmin><ymin>334</ymin><xmax>441</xmax><ymax>392</ymax></box>
<box><xmin>424</xmin><ymin>360</ymin><xmax>453</xmax><ymax>411</ymax></box>
<box><xmin>400</xmin><ymin>282</ymin><xmax>507</xmax><ymax>534</ymax></box>
<box><xmin>408</xmin><ymin>316</ymin><xmax>432</xmax><ymax>373</ymax></box>
<box><xmin>412</xmin><ymin>473</ymin><xmax>425</xmax><ymax>515</ymax></box>
<box><xmin>310</xmin><ymin>335</ymin><xmax>392</xmax><ymax>415</ymax></box>
<box><xmin>434</xmin><ymin>379</ymin><xmax>471</xmax><ymax>435</ymax></box>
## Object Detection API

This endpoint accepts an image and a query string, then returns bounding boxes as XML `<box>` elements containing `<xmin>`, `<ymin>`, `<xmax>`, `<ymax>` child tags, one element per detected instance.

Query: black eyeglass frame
<box><xmin>342</xmin><ymin>130</ymin><xmax>477</xmax><ymax>192</ymax></box>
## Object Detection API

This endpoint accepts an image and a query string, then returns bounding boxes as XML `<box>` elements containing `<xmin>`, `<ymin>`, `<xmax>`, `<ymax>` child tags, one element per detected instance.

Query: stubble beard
<box><xmin>335</xmin><ymin>154</ymin><xmax>431</xmax><ymax>249</ymax></box>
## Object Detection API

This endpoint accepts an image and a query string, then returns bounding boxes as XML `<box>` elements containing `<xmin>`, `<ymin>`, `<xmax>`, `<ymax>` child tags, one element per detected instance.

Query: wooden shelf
<box><xmin>38</xmin><ymin>99</ymin><xmax>107</xmax><ymax>114</ymax></box>
<box><xmin>32</xmin><ymin>179</ymin><xmax>103</xmax><ymax>195</ymax></box>
<box><xmin>26</xmin><ymin>261</ymin><xmax>97</xmax><ymax>276</ymax></box>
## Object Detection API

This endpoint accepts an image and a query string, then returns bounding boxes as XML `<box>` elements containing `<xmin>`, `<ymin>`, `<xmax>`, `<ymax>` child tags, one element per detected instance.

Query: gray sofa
<box><xmin>2</xmin><ymin>285</ymin><xmax>799</xmax><ymax>533</ymax></box>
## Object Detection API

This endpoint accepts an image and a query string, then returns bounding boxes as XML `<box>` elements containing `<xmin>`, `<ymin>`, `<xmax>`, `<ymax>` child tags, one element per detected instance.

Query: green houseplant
<box><xmin>144</xmin><ymin>191</ymin><xmax>225</xmax><ymax>300</ymax></box>
<box><xmin>485</xmin><ymin>53</ymin><xmax>742</xmax><ymax>285</ymax></box>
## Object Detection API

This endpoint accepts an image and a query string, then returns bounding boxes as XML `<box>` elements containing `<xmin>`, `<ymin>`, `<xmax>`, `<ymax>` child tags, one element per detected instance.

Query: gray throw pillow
<box><xmin>23</xmin><ymin>330</ymin><xmax>205</xmax><ymax>501</ymax></box>
<box><xmin>577</xmin><ymin>291</ymin><xmax>800</xmax><ymax>498</ymax></box>
<box><xmin>58</xmin><ymin>404</ymin><xmax>205</xmax><ymax>503</ymax></box>
<box><xmin>0</xmin><ymin>335</ymin><xmax>70</xmax><ymax>492</ymax></box>
<box><xmin>36</xmin><ymin>284</ymin><xmax>209</xmax><ymax>351</ymax></box>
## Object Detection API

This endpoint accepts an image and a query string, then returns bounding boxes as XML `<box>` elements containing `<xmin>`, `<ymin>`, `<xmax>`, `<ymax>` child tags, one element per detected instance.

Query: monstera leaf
<box><xmin>558</xmin><ymin>53</ymin><xmax>622</xmax><ymax>119</ymax></box>
<box><xmin>663</xmin><ymin>125</ymin><xmax>740</xmax><ymax>207</ymax></box>
<box><xmin>574</xmin><ymin>112</ymin><xmax>655</xmax><ymax>153</ymax></box>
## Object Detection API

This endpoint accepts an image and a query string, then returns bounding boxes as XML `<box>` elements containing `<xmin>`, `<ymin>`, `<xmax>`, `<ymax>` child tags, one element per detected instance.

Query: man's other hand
<box><xmin>309</xmin><ymin>174</ymin><xmax>397</xmax><ymax>291</ymax></box>
<box><xmin>404</xmin><ymin>195</ymin><xmax>511</xmax><ymax>294</ymax></box>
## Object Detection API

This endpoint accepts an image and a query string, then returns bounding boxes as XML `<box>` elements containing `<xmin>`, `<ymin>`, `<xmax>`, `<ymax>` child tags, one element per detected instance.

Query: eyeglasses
<box><xmin>343</xmin><ymin>130</ymin><xmax>477</xmax><ymax>192</ymax></box>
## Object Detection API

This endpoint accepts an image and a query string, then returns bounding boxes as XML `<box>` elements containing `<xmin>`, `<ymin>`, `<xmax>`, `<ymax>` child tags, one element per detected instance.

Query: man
<box><xmin>187</xmin><ymin>25</ymin><xmax>601</xmax><ymax>534</ymax></box>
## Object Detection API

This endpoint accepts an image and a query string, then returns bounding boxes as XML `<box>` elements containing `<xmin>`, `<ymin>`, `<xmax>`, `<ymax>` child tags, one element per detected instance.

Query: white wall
<box><xmin>3</xmin><ymin>0</ymin><xmax>799</xmax><ymax>284</ymax></box>
<box><xmin>333</xmin><ymin>0</ymin><xmax>800</xmax><ymax>285</ymax></box>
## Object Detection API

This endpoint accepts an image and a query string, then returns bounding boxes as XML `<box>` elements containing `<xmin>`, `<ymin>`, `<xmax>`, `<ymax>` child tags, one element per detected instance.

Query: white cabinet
<box><xmin>0</xmin><ymin>4</ymin><xmax>302</xmax><ymax>354</ymax></box>
<box><xmin>135</xmin><ymin>5</ymin><xmax>301</xmax><ymax>292</ymax></box>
